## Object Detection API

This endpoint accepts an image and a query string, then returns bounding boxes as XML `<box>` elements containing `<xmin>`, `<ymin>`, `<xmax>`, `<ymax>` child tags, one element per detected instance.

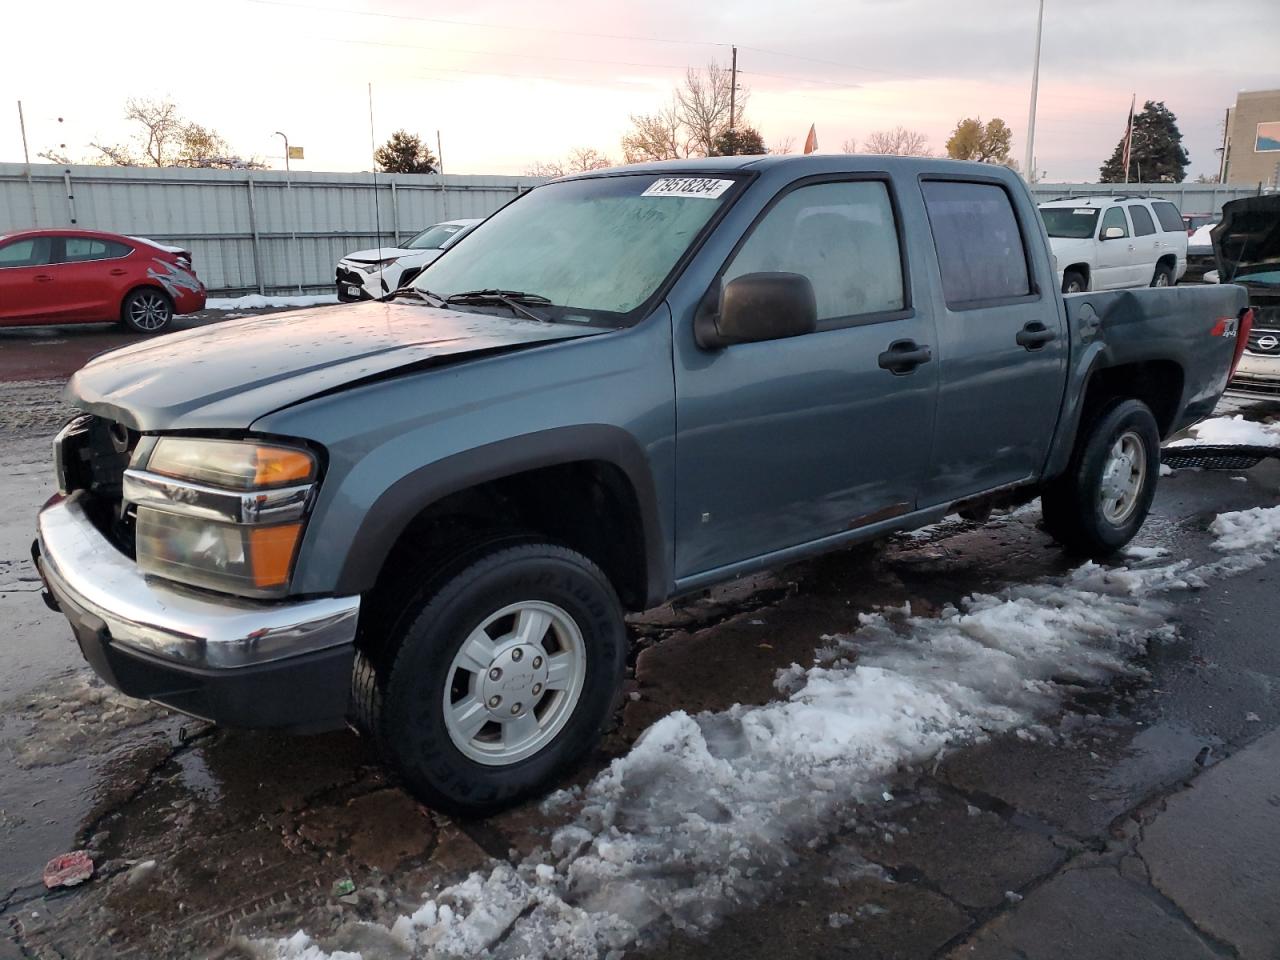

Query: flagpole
<box><xmin>1122</xmin><ymin>94</ymin><xmax>1135</xmax><ymax>185</ymax></box>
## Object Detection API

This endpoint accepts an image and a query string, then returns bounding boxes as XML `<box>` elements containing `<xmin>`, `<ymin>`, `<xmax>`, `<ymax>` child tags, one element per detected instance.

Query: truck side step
<box><xmin>1161</xmin><ymin>444</ymin><xmax>1280</xmax><ymax>471</ymax></box>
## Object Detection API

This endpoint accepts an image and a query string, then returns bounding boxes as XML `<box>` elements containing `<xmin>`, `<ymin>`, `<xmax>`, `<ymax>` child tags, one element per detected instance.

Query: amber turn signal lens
<box><xmin>249</xmin><ymin>523</ymin><xmax>304</xmax><ymax>588</ymax></box>
<box><xmin>253</xmin><ymin>448</ymin><xmax>316</xmax><ymax>487</ymax></box>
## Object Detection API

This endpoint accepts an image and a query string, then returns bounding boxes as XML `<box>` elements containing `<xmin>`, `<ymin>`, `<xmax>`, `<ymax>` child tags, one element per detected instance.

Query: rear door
<box><xmin>0</xmin><ymin>236</ymin><xmax>60</xmax><ymax>323</ymax></box>
<box><xmin>1151</xmin><ymin>201</ymin><xmax>1189</xmax><ymax>278</ymax></box>
<box><xmin>918</xmin><ymin>178</ymin><xmax>1067</xmax><ymax>505</ymax></box>
<box><xmin>1126</xmin><ymin>203</ymin><xmax>1160</xmax><ymax>285</ymax></box>
<box><xmin>57</xmin><ymin>236</ymin><xmax>136</xmax><ymax>321</ymax></box>
<box><xmin>1094</xmin><ymin>205</ymin><xmax>1134</xmax><ymax>289</ymax></box>
<box><xmin>672</xmin><ymin>176</ymin><xmax>939</xmax><ymax>579</ymax></box>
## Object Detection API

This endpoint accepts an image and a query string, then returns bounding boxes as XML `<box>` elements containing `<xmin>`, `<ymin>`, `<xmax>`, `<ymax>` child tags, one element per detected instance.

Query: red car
<box><xmin>0</xmin><ymin>228</ymin><xmax>206</xmax><ymax>334</ymax></box>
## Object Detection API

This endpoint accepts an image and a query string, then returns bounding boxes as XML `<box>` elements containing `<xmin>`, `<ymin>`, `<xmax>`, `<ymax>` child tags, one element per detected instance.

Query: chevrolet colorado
<box><xmin>35</xmin><ymin>156</ymin><xmax>1252</xmax><ymax>813</ymax></box>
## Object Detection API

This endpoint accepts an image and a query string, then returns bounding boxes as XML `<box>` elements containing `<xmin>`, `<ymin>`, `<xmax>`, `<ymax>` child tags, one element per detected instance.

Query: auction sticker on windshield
<box><xmin>642</xmin><ymin>177</ymin><xmax>735</xmax><ymax>199</ymax></box>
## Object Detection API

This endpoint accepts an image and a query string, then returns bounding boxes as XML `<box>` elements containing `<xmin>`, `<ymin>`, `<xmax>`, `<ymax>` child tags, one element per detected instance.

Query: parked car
<box><xmin>1184</xmin><ymin>221</ymin><xmax>1219</xmax><ymax>282</ymax></box>
<box><xmin>0</xmin><ymin>228</ymin><xmax>205</xmax><ymax>333</ymax></box>
<box><xmin>335</xmin><ymin>218</ymin><xmax>481</xmax><ymax>302</ymax></box>
<box><xmin>1183</xmin><ymin>213</ymin><xmax>1216</xmax><ymax>235</ymax></box>
<box><xmin>1210</xmin><ymin>195</ymin><xmax>1280</xmax><ymax>400</ymax></box>
<box><xmin>35</xmin><ymin>156</ymin><xmax>1250</xmax><ymax>814</ymax></box>
<box><xmin>1038</xmin><ymin>196</ymin><xmax>1189</xmax><ymax>292</ymax></box>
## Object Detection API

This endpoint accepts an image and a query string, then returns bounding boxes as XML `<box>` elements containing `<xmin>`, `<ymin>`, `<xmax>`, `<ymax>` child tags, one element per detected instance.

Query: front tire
<box><xmin>360</xmin><ymin>542</ymin><xmax>626</xmax><ymax>816</ymax></box>
<box><xmin>1041</xmin><ymin>399</ymin><xmax>1161</xmax><ymax>558</ymax></box>
<box><xmin>121</xmin><ymin>287</ymin><xmax>173</xmax><ymax>333</ymax></box>
<box><xmin>1150</xmin><ymin>263</ymin><xmax>1175</xmax><ymax>287</ymax></box>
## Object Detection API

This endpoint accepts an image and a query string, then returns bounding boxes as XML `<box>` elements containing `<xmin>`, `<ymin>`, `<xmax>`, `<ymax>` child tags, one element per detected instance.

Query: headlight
<box><xmin>149</xmin><ymin>437</ymin><xmax>315</xmax><ymax>489</ymax></box>
<box><xmin>356</xmin><ymin>258</ymin><xmax>397</xmax><ymax>274</ymax></box>
<box><xmin>127</xmin><ymin>438</ymin><xmax>318</xmax><ymax>598</ymax></box>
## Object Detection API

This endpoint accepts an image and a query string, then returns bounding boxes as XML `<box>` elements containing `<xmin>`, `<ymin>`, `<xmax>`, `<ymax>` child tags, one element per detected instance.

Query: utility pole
<box><xmin>17</xmin><ymin>100</ymin><xmax>38</xmax><ymax>226</ymax></box>
<box><xmin>274</xmin><ymin>131</ymin><xmax>302</xmax><ymax>294</ymax></box>
<box><xmin>728</xmin><ymin>45</ymin><xmax>738</xmax><ymax>134</ymax></box>
<box><xmin>1023</xmin><ymin>0</ymin><xmax>1045</xmax><ymax>182</ymax></box>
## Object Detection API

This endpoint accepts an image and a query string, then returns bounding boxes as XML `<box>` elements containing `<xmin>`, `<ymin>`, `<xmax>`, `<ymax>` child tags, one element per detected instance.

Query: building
<box><xmin>1221</xmin><ymin>88</ymin><xmax>1280</xmax><ymax>187</ymax></box>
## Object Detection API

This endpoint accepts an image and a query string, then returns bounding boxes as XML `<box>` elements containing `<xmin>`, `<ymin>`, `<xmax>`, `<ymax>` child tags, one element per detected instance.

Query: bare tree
<box><xmin>124</xmin><ymin>97</ymin><xmax>184</xmax><ymax>166</ymax></box>
<box><xmin>621</xmin><ymin>63</ymin><xmax>750</xmax><ymax>162</ymax></box>
<box><xmin>621</xmin><ymin>104</ymin><xmax>688</xmax><ymax>163</ymax></box>
<box><xmin>770</xmin><ymin>136</ymin><xmax>795</xmax><ymax>155</ymax></box>
<box><xmin>566</xmin><ymin>147</ymin><xmax>612</xmax><ymax>172</ymax></box>
<box><xmin>676</xmin><ymin>64</ymin><xmax>745</xmax><ymax>157</ymax></box>
<box><xmin>527</xmin><ymin>147</ymin><xmax>613</xmax><ymax>178</ymax></box>
<box><xmin>863</xmin><ymin>126</ymin><xmax>931</xmax><ymax>157</ymax></box>
<box><xmin>88</xmin><ymin>141</ymin><xmax>140</xmax><ymax>166</ymax></box>
<box><xmin>840</xmin><ymin>137</ymin><xmax>857</xmax><ymax>154</ymax></box>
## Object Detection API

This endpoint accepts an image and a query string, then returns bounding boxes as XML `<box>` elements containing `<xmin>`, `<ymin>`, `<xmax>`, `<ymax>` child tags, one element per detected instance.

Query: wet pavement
<box><xmin>1</xmin><ymin>321</ymin><xmax>1279</xmax><ymax>959</ymax></box>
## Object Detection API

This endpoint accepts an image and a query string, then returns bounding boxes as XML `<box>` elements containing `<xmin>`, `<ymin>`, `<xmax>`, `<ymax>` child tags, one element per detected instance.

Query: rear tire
<box><xmin>357</xmin><ymin>541</ymin><xmax>626</xmax><ymax>816</ymax></box>
<box><xmin>121</xmin><ymin>288</ymin><xmax>173</xmax><ymax>334</ymax></box>
<box><xmin>1062</xmin><ymin>270</ymin><xmax>1086</xmax><ymax>294</ymax></box>
<box><xmin>1041</xmin><ymin>399</ymin><xmax>1161</xmax><ymax>558</ymax></box>
<box><xmin>1150</xmin><ymin>263</ymin><xmax>1175</xmax><ymax>288</ymax></box>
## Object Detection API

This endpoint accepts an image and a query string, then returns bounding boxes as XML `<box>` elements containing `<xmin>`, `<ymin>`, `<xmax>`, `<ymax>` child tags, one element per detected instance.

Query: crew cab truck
<box><xmin>34</xmin><ymin>156</ymin><xmax>1252</xmax><ymax>814</ymax></box>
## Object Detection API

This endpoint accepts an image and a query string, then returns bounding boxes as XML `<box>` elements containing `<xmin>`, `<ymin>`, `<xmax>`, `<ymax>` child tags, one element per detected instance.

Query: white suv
<box><xmin>1038</xmin><ymin>196</ymin><xmax>1188</xmax><ymax>294</ymax></box>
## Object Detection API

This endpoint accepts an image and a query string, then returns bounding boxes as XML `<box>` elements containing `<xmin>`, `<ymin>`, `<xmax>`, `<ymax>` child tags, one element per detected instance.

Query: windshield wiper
<box><xmin>445</xmin><ymin>289</ymin><xmax>552</xmax><ymax>323</ymax></box>
<box><xmin>387</xmin><ymin>287</ymin><xmax>448</xmax><ymax>306</ymax></box>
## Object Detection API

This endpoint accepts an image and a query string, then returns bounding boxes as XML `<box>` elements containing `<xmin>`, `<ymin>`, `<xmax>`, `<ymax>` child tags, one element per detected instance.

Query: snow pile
<box><xmin>253</xmin><ymin>522</ymin><xmax>1279</xmax><ymax>960</ymax></box>
<box><xmin>1167</xmin><ymin>415</ymin><xmax>1280</xmax><ymax>448</ymax></box>
<box><xmin>1210</xmin><ymin>504</ymin><xmax>1280</xmax><ymax>552</ymax></box>
<box><xmin>204</xmin><ymin>293</ymin><xmax>338</xmax><ymax>311</ymax></box>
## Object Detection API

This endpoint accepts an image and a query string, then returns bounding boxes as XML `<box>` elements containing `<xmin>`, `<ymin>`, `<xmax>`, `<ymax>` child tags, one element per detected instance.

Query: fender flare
<box><xmin>332</xmin><ymin>424</ymin><xmax>669</xmax><ymax>605</ymax></box>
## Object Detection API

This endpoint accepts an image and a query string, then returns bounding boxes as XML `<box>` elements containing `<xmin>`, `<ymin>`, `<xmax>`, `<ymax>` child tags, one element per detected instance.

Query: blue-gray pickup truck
<box><xmin>34</xmin><ymin>156</ymin><xmax>1253</xmax><ymax>813</ymax></box>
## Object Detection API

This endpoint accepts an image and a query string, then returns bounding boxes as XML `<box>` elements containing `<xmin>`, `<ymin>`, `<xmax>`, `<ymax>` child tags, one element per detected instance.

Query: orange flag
<box><xmin>803</xmin><ymin>124</ymin><xmax>818</xmax><ymax>154</ymax></box>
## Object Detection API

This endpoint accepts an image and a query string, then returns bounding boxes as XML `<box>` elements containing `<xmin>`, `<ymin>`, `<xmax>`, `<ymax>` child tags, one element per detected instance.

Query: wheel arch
<box><xmin>334</xmin><ymin>425</ymin><xmax>669</xmax><ymax>613</ymax></box>
<box><xmin>118</xmin><ymin>282</ymin><xmax>172</xmax><ymax>317</ymax></box>
<box><xmin>1062</xmin><ymin>263</ymin><xmax>1091</xmax><ymax>289</ymax></box>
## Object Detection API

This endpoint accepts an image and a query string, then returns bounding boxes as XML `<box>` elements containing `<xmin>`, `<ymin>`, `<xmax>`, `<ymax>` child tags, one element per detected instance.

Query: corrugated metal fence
<box><xmin>1</xmin><ymin>163</ymin><xmax>1270</xmax><ymax>296</ymax></box>
<box><xmin>1029</xmin><ymin>181</ymin><xmax>1265</xmax><ymax>214</ymax></box>
<box><xmin>0</xmin><ymin>163</ymin><xmax>545</xmax><ymax>296</ymax></box>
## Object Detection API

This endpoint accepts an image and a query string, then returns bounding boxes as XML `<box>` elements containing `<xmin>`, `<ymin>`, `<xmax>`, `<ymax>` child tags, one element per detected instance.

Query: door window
<box><xmin>1152</xmin><ymin>201</ymin><xmax>1185</xmax><ymax>233</ymax></box>
<box><xmin>0</xmin><ymin>237</ymin><xmax>54</xmax><ymax>268</ymax></box>
<box><xmin>1100</xmin><ymin>206</ymin><xmax>1129</xmax><ymax>239</ymax></box>
<box><xmin>921</xmin><ymin>180</ymin><xmax>1031</xmax><ymax>306</ymax></box>
<box><xmin>1128</xmin><ymin>204</ymin><xmax>1156</xmax><ymax>237</ymax></box>
<box><xmin>62</xmin><ymin>238</ymin><xmax>132</xmax><ymax>262</ymax></box>
<box><xmin>724</xmin><ymin>180</ymin><xmax>905</xmax><ymax>326</ymax></box>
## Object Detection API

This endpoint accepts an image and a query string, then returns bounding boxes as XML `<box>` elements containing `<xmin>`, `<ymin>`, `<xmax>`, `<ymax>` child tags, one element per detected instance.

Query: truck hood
<box><xmin>1212</xmin><ymin>195</ymin><xmax>1280</xmax><ymax>283</ymax></box>
<box><xmin>1046</xmin><ymin>236</ymin><xmax>1094</xmax><ymax>266</ymax></box>
<box><xmin>68</xmin><ymin>302</ymin><xmax>606</xmax><ymax>431</ymax></box>
<box><xmin>342</xmin><ymin>246</ymin><xmax>417</xmax><ymax>263</ymax></box>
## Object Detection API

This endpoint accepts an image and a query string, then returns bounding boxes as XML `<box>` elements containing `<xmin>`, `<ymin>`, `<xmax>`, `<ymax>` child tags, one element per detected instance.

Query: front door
<box><xmin>673</xmin><ymin>177</ymin><xmax>939</xmax><ymax>580</ymax></box>
<box><xmin>917</xmin><ymin>179</ymin><xmax>1068</xmax><ymax>505</ymax></box>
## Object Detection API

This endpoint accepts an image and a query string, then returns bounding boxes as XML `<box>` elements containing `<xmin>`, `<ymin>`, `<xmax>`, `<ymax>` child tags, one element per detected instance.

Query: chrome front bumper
<box><xmin>35</xmin><ymin>493</ymin><xmax>359</xmax><ymax>670</ymax></box>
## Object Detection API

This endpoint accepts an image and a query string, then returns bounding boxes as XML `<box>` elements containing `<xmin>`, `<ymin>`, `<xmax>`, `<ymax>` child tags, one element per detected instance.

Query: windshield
<box><xmin>405</xmin><ymin>223</ymin><xmax>467</xmax><ymax>250</ymax></box>
<box><xmin>412</xmin><ymin>173</ymin><xmax>741</xmax><ymax>324</ymax></box>
<box><xmin>1040</xmin><ymin>207</ymin><xmax>1100</xmax><ymax>239</ymax></box>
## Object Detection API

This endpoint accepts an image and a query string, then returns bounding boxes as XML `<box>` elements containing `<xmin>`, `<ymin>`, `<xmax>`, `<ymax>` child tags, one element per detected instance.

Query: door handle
<box><xmin>1016</xmin><ymin>321</ymin><xmax>1056</xmax><ymax>350</ymax></box>
<box><xmin>108</xmin><ymin>268</ymin><xmax>127</xmax><ymax>276</ymax></box>
<box><xmin>878</xmin><ymin>339</ymin><xmax>932</xmax><ymax>374</ymax></box>
<box><xmin>34</xmin><ymin>274</ymin><xmax>54</xmax><ymax>282</ymax></box>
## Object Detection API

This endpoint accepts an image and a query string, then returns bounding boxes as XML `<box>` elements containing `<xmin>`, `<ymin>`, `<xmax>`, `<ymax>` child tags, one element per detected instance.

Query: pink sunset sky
<box><xmin>4</xmin><ymin>0</ymin><xmax>1274</xmax><ymax>181</ymax></box>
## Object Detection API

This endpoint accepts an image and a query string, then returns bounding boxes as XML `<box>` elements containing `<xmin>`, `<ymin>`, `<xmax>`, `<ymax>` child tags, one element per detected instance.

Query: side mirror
<box><xmin>696</xmin><ymin>272</ymin><xmax>818</xmax><ymax>349</ymax></box>
<box><xmin>1102</xmin><ymin>226</ymin><xmax>1125</xmax><ymax>240</ymax></box>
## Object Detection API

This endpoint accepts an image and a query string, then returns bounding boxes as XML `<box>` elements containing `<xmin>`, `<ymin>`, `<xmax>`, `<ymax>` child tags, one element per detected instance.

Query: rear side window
<box><xmin>1100</xmin><ymin>206</ymin><xmax>1129</xmax><ymax>238</ymax></box>
<box><xmin>0</xmin><ymin>237</ymin><xmax>54</xmax><ymax>268</ymax></box>
<box><xmin>1128</xmin><ymin>205</ymin><xmax>1156</xmax><ymax>237</ymax></box>
<box><xmin>921</xmin><ymin>181</ymin><xmax>1031</xmax><ymax>306</ymax></box>
<box><xmin>1152</xmin><ymin>201</ymin><xmax>1185</xmax><ymax>233</ymax></box>
<box><xmin>63</xmin><ymin>238</ymin><xmax>132</xmax><ymax>262</ymax></box>
<box><xmin>724</xmin><ymin>179</ymin><xmax>906</xmax><ymax>324</ymax></box>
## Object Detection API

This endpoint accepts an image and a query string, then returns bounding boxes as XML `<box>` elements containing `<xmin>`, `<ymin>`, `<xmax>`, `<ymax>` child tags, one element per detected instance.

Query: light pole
<box><xmin>274</xmin><ymin>131</ymin><xmax>302</xmax><ymax>294</ymax></box>
<box><xmin>1023</xmin><ymin>0</ymin><xmax>1045</xmax><ymax>182</ymax></box>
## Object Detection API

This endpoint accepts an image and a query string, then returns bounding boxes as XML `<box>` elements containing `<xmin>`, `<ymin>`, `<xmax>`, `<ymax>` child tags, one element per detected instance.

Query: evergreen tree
<box><xmin>1099</xmin><ymin>101</ymin><xmax>1188</xmax><ymax>183</ymax></box>
<box><xmin>710</xmin><ymin>127</ymin><xmax>766</xmax><ymax>156</ymax></box>
<box><xmin>374</xmin><ymin>130</ymin><xmax>438</xmax><ymax>174</ymax></box>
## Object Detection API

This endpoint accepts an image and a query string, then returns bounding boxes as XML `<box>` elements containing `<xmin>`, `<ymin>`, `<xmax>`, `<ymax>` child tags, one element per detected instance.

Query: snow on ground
<box><xmin>1167</xmin><ymin>415</ymin><xmax>1280</xmax><ymax>448</ymax></box>
<box><xmin>253</xmin><ymin>507</ymin><xmax>1280</xmax><ymax>960</ymax></box>
<box><xmin>204</xmin><ymin>294</ymin><xmax>338</xmax><ymax>311</ymax></box>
